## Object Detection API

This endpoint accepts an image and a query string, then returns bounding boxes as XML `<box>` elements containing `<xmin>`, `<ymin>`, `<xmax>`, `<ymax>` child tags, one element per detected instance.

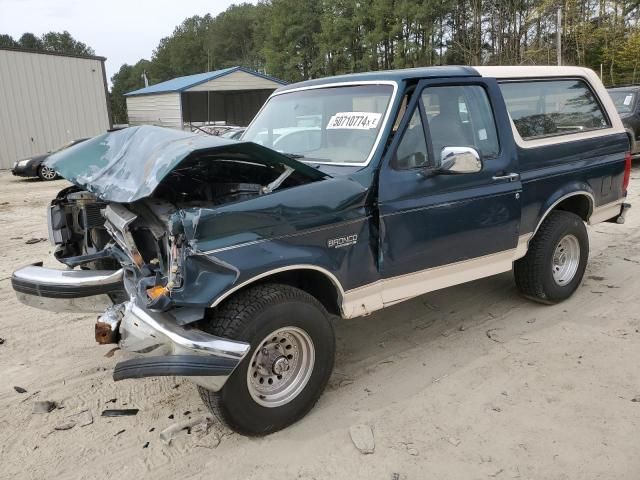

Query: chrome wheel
<box><xmin>39</xmin><ymin>165</ymin><xmax>57</xmax><ymax>180</ymax></box>
<box><xmin>552</xmin><ymin>234</ymin><xmax>580</xmax><ymax>285</ymax></box>
<box><xmin>246</xmin><ymin>327</ymin><xmax>315</xmax><ymax>408</ymax></box>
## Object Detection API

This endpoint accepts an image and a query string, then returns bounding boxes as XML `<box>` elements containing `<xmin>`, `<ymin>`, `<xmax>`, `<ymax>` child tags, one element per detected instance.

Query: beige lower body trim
<box><xmin>342</xmin><ymin>246</ymin><xmax>527</xmax><ymax>318</ymax></box>
<box><xmin>588</xmin><ymin>199</ymin><xmax>623</xmax><ymax>225</ymax></box>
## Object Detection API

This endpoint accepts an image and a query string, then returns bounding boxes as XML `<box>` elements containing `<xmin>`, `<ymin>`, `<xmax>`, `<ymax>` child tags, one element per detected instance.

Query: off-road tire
<box><xmin>514</xmin><ymin>210</ymin><xmax>589</xmax><ymax>304</ymax></box>
<box><xmin>198</xmin><ymin>283</ymin><xmax>335</xmax><ymax>436</ymax></box>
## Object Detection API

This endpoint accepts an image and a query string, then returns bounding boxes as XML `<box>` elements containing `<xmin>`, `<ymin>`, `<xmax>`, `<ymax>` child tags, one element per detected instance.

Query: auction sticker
<box><xmin>327</xmin><ymin>112</ymin><xmax>382</xmax><ymax>130</ymax></box>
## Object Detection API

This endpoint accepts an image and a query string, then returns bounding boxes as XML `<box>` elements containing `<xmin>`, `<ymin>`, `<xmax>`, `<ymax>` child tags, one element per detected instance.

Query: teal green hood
<box><xmin>46</xmin><ymin>125</ymin><xmax>326</xmax><ymax>203</ymax></box>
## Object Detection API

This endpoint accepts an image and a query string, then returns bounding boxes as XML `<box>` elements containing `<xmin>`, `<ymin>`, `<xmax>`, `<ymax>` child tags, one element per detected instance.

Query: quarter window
<box><xmin>499</xmin><ymin>79</ymin><xmax>610</xmax><ymax>140</ymax></box>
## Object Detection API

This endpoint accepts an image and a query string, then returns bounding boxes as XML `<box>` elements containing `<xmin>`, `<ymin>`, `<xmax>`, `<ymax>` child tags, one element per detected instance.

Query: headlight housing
<box><xmin>17</xmin><ymin>159</ymin><xmax>30</xmax><ymax>168</ymax></box>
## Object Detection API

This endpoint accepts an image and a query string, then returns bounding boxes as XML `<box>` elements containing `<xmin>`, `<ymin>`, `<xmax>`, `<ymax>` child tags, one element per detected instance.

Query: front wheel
<box><xmin>514</xmin><ymin>210</ymin><xmax>589</xmax><ymax>303</ymax></box>
<box><xmin>198</xmin><ymin>284</ymin><xmax>335</xmax><ymax>436</ymax></box>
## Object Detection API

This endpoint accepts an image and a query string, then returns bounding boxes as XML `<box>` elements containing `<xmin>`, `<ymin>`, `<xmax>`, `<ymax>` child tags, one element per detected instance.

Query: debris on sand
<box><xmin>631</xmin><ymin>395</ymin><xmax>640</xmax><ymax>402</ymax></box>
<box><xmin>32</xmin><ymin>401</ymin><xmax>56</xmax><ymax>414</ymax></box>
<box><xmin>349</xmin><ymin>424</ymin><xmax>375</xmax><ymax>454</ymax></box>
<box><xmin>14</xmin><ymin>386</ymin><xmax>27</xmax><ymax>394</ymax></box>
<box><xmin>66</xmin><ymin>409</ymin><xmax>94</xmax><ymax>427</ymax></box>
<box><xmin>588</xmin><ymin>275</ymin><xmax>605</xmax><ymax>281</ymax></box>
<box><xmin>104</xmin><ymin>347</ymin><xmax>119</xmax><ymax>358</ymax></box>
<box><xmin>102</xmin><ymin>408</ymin><xmax>139</xmax><ymax>417</ymax></box>
<box><xmin>54</xmin><ymin>422</ymin><xmax>76</xmax><ymax>431</ymax></box>
<box><xmin>25</xmin><ymin>237</ymin><xmax>47</xmax><ymax>245</ymax></box>
<box><xmin>160</xmin><ymin>418</ymin><xmax>202</xmax><ymax>445</ymax></box>
<box><xmin>486</xmin><ymin>328</ymin><xmax>505</xmax><ymax>343</ymax></box>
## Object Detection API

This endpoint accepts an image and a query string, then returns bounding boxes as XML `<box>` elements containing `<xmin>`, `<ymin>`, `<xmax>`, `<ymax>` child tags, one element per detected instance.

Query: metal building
<box><xmin>0</xmin><ymin>47</ymin><xmax>111</xmax><ymax>170</ymax></box>
<box><xmin>125</xmin><ymin>66</ymin><xmax>286</xmax><ymax>130</ymax></box>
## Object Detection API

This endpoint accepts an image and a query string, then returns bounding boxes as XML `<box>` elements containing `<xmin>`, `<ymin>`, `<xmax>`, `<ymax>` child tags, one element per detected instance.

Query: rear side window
<box><xmin>499</xmin><ymin>79</ymin><xmax>610</xmax><ymax>140</ymax></box>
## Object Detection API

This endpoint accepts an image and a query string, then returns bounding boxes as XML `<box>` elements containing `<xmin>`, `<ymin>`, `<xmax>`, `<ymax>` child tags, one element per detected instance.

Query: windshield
<box><xmin>242</xmin><ymin>84</ymin><xmax>394</xmax><ymax>164</ymax></box>
<box><xmin>609</xmin><ymin>90</ymin><xmax>636</xmax><ymax>114</ymax></box>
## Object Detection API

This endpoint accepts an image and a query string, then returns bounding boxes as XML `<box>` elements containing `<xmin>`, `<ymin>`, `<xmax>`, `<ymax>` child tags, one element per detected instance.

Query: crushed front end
<box><xmin>10</xmin><ymin>125</ymin><xmax>326</xmax><ymax>391</ymax></box>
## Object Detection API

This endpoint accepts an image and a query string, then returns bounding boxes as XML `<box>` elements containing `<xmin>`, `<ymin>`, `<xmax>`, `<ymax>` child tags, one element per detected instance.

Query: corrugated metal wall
<box><xmin>126</xmin><ymin>93</ymin><xmax>182</xmax><ymax>129</ymax></box>
<box><xmin>0</xmin><ymin>49</ymin><xmax>110</xmax><ymax>170</ymax></box>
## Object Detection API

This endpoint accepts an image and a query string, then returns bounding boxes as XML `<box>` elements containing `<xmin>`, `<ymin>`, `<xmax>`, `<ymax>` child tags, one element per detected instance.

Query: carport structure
<box><xmin>125</xmin><ymin>66</ymin><xmax>286</xmax><ymax>130</ymax></box>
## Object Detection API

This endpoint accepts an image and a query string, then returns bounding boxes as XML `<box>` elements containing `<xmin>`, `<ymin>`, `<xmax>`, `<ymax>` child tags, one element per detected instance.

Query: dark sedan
<box><xmin>11</xmin><ymin>138</ymin><xmax>88</xmax><ymax>181</ymax></box>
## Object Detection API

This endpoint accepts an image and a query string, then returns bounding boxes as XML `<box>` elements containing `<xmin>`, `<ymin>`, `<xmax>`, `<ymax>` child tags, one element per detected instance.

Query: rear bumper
<box><xmin>11</xmin><ymin>163</ymin><xmax>37</xmax><ymax>177</ymax></box>
<box><xmin>11</xmin><ymin>264</ymin><xmax>123</xmax><ymax>312</ymax></box>
<box><xmin>610</xmin><ymin>202</ymin><xmax>632</xmax><ymax>224</ymax></box>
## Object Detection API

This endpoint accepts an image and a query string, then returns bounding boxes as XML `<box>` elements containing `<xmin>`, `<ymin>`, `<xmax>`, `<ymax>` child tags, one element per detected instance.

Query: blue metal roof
<box><xmin>125</xmin><ymin>66</ymin><xmax>287</xmax><ymax>96</ymax></box>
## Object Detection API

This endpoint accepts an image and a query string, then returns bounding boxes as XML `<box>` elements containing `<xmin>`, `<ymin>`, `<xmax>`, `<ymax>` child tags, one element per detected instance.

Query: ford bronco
<box><xmin>12</xmin><ymin>66</ymin><xmax>631</xmax><ymax>435</ymax></box>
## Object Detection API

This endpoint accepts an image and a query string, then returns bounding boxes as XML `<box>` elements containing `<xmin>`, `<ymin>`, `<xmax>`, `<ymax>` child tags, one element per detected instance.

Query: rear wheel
<box><xmin>514</xmin><ymin>210</ymin><xmax>589</xmax><ymax>303</ymax></box>
<box><xmin>198</xmin><ymin>283</ymin><xmax>335</xmax><ymax>436</ymax></box>
<box><xmin>37</xmin><ymin>164</ymin><xmax>57</xmax><ymax>181</ymax></box>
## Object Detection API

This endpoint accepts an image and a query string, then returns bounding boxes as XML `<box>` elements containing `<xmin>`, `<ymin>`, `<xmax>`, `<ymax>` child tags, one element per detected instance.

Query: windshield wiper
<box><xmin>282</xmin><ymin>153</ymin><xmax>305</xmax><ymax>159</ymax></box>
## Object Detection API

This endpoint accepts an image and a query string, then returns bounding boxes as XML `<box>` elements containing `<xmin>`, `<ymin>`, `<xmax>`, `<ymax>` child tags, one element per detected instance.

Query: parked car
<box><xmin>11</xmin><ymin>138</ymin><xmax>89</xmax><ymax>181</ymax></box>
<box><xmin>12</xmin><ymin>66</ymin><xmax>630</xmax><ymax>436</ymax></box>
<box><xmin>608</xmin><ymin>85</ymin><xmax>640</xmax><ymax>156</ymax></box>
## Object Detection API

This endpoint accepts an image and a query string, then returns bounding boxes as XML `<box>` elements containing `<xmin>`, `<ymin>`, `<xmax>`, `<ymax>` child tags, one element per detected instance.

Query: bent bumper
<box><xmin>11</xmin><ymin>264</ymin><xmax>250</xmax><ymax>391</ymax></box>
<box><xmin>114</xmin><ymin>301</ymin><xmax>250</xmax><ymax>391</ymax></box>
<box><xmin>11</xmin><ymin>264</ymin><xmax>123</xmax><ymax>312</ymax></box>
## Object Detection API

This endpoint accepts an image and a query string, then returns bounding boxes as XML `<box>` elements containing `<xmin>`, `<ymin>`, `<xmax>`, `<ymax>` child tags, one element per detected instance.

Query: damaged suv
<box><xmin>12</xmin><ymin>66</ymin><xmax>630</xmax><ymax>435</ymax></box>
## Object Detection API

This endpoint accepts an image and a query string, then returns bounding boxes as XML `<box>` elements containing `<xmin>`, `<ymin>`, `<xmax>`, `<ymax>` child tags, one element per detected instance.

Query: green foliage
<box><xmin>110</xmin><ymin>60</ymin><xmax>153</xmax><ymax>124</ymax></box>
<box><xmin>0</xmin><ymin>34</ymin><xmax>19</xmax><ymax>48</ymax></box>
<box><xmin>0</xmin><ymin>31</ymin><xmax>94</xmax><ymax>56</ymax></box>
<box><xmin>41</xmin><ymin>31</ymin><xmax>94</xmax><ymax>56</ymax></box>
<box><xmin>108</xmin><ymin>0</ymin><xmax>640</xmax><ymax>122</ymax></box>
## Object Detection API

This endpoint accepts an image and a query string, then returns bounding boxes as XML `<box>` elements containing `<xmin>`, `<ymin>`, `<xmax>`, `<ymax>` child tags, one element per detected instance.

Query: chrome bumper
<box><xmin>114</xmin><ymin>301</ymin><xmax>250</xmax><ymax>391</ymax></box>
<box><xmin>11</xmin><ymin>264</ymin><xmax>123</xmax><ymax>313</ymax></box>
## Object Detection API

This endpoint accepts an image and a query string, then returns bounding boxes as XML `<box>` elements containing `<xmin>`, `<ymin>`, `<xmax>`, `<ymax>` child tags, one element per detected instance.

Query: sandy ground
<box><xmin>1</xmin><ymin>168</ymin><xmax>640</xmax><ymax>480</ymax></box>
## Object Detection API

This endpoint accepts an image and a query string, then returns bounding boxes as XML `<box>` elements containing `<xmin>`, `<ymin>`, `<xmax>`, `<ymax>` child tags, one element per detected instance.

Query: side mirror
<box><xmin>438</xmin><ymin>146</ymin><xmax>482</xmax><ymax>174</ymax></box>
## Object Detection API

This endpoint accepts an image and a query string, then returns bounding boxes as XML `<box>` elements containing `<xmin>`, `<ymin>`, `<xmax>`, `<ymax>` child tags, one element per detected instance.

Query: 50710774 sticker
<box><xmin>327</xmin><ymin>112</ymin><xmax>382</xmax><ymax>130</ymax></box>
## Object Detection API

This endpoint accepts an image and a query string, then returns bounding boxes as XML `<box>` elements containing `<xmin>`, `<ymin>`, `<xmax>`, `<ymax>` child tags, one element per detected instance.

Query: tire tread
<box><xmin>198</xmin><ymin>283</ymin><xmax>330</xmax><ymax>435</ymax></box>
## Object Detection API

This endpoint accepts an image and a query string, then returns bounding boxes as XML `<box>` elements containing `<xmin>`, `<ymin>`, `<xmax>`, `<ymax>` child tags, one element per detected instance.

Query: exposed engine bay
<box><xmin>49</xmin><ymin>154</ymin><xmax>322</xmax><ymax>318</ymax></box>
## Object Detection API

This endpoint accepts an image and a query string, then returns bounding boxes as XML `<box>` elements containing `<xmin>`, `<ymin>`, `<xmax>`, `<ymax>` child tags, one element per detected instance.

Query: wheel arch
<box><xmin>210</xmin><ymin>265</ymin><xmax>345</xmax><ymax>317</ymax></box>
<box><xmin>533</xmin><ymin>190</ymin><xmax>595</xmax><ymax>238</ymax></box>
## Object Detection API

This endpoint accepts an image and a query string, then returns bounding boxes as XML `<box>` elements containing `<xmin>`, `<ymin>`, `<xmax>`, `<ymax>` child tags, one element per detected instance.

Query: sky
<box><xmin>0</xmin><ymin>0</ymin><xmax>252</xmax><ymax>86</ymax></box>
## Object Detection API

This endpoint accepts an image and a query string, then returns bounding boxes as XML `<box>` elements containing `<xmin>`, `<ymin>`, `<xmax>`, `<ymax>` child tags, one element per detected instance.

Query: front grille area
<box><xmin>83</xmin><ymin>203</ymin><xmax>106</xmax><ymax>229</ymax></box>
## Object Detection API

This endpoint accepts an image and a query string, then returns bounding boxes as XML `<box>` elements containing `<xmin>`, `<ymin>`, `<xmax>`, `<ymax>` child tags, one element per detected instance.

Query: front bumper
<box><xmin>114</xmin><ymin>301</ymin><xmax>250</xmax><ymax>391</ymax></box>
<box><xmin>11</xmin><ymin>263</ymin><xmax>250</xmax><ymax>391</ymax></box>
<box><xmin>11</xmin><ymin>263</ymin><xmax>123</xmax><ymax>312</ymax></box>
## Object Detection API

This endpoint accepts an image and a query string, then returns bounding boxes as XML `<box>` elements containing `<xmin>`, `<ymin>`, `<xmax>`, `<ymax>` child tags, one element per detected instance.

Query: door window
<box><xmin>395</xmin><ymin>108</ymin><xmax>430</xmax><ymax>169</ymax></box>
<box><xmin>422</xmin><ymin>85</ymin><xmax>500</xmax><ymax>159</ymax></box>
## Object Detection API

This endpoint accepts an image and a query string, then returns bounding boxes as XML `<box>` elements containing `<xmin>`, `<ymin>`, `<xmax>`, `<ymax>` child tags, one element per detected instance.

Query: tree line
<box><xmin>110</xmin><ymin>0</ymin><xmax>640</xmax><ymax>123</ymax></box>
<box><xmin>3</xmin><ymin>1</ymin><xmax>640</xmax><ymax>124</ymax></box>
<box><xmin>0</xmin><ymin>31</ymin><xmax>95</xmax><ymax>56</ymax></box>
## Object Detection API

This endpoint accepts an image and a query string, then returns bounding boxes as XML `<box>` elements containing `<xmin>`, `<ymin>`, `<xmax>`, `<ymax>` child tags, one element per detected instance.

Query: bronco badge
<box><xmin>327</xmin><ymin>234</ymin><xmax>358</xmax><ymax>249</ymax></box>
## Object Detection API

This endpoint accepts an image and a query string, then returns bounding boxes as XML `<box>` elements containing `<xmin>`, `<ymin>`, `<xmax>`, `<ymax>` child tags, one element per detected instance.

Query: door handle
<box><xmin>492</xmin><ymin>172</ymin><xmax>520</xmax><ymax>182</ymax></box>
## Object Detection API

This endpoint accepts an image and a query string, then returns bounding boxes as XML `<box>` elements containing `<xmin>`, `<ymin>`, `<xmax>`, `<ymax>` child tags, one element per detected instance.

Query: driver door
<box><xmin>377</xmin><ymin>78</ymin><xmax>522</xmax><ymax>305</ymax></box>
